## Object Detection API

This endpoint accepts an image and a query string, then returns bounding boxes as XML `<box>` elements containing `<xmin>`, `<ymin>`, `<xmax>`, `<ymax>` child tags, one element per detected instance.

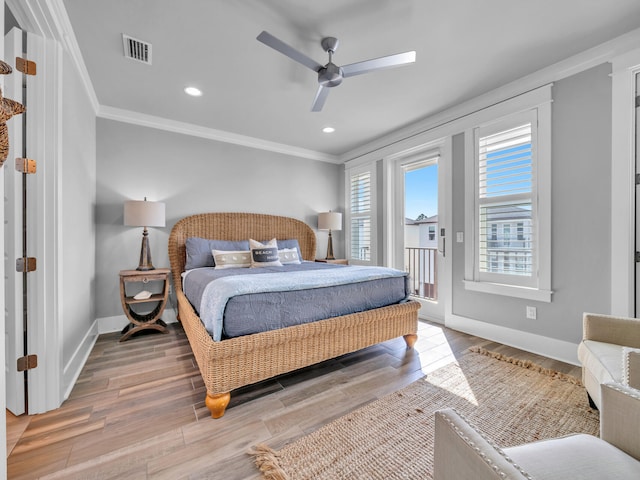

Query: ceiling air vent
<box><xmin>122</xmin><ymin>34</ymin><xmax>152</xmax><ymax>65</ymax></box>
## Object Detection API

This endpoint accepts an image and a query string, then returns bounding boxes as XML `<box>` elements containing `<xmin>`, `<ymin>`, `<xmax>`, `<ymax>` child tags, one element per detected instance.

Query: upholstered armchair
<box><xmin>577</xmin><ymin>312</ymin><xmax>640</xmax><ymax>409</ymax></box>
<box><xmin>433</xmin><ymin>383</ymin><xmax>640</xmax><ymax>479</ymax></box>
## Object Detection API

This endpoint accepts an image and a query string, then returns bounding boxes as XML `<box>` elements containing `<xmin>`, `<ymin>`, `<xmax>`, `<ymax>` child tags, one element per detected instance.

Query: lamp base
<box><xmin>136</xmin><ymin>265</ymin><xmax>156</xmax><ymax>271</ymax></box>
<box><xmin>325</xmin><ymin>230</ymin><xmax>335</xmax><ymax>260</ymax></box>
<box><xmin>136</xmin><ymin>228</ymin><xmax>156</xmax><ymax>271</ymax></box>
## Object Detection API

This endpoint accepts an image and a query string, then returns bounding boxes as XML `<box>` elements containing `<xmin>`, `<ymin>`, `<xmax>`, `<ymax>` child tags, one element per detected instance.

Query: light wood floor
<box><xmin>6</xmin><ymin>320</ymin><xmax>581</xmax><ymax>479</ymax></box>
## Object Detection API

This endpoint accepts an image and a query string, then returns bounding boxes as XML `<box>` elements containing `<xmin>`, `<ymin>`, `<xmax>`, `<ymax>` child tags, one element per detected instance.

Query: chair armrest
<box><xmin>433</xmin><ymin>409</ymin><xmax>531</xmax><ymax>480</ymax></box>
<box><xmin>600</xmin><ymin>383</ymin><xmax>640</xmax><ymax>460</ymax></box>
<box><xmin>582</xmin><ymin>312</ymin><xmax>640</xmax><ymax>348</ymax></box>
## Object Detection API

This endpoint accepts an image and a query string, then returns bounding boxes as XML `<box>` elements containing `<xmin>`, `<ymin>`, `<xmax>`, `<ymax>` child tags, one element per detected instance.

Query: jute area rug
<box><xmin>251</xmin><ymin>347</ymin><xmax>600</xmax><ymax>480</ymax></box>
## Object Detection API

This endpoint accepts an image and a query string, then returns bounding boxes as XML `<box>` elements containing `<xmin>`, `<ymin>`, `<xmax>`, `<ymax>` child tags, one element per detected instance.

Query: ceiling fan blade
<box><xmin>342</xmin><ymin>51</ymin><xmax>416</xmax><ymax>78</ymax></box>
<box><xmin>257</xmin><ymin>31</ymin><xmax>324</xmax><ymax>72</ymax></box>
<box><xmin>311</xmin><ymin>85</ymin><xmax>331</xmax><ymax>112</ymax></box>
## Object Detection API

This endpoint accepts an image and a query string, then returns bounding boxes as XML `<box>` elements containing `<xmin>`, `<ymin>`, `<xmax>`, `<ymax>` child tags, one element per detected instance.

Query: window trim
<box><xmin>464</xmin><ymin>89</ymin><xmax>553</xmax><ymax>302</ymax></box>
<box><xmin>345</xmin><ymin>162</ymin><xmax>377</xmax><ymax>265</ymax></box>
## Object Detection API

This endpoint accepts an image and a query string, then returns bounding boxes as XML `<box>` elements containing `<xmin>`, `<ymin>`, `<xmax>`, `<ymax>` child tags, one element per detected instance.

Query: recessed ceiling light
<box><xmin>184</xmin><ymin>86</ymin><xmax>202</xmax><ymax>97</ymax></box>
<box><xmin>322</xmin><ymin>127</ymin><xmax>335</xmax><ymax>133</ymax></box>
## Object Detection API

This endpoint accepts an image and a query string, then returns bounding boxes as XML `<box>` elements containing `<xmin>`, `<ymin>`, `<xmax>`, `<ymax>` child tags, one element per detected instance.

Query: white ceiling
<box><xmin>60</xmin><ymin>0</ymin><xmax>640</xmax><ymax>160</ymax></box>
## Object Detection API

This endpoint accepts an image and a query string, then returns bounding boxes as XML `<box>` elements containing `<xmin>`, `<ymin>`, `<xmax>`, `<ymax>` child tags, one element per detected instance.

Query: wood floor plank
<box><xmin>39</xmin><ymin>428</ymin><xmax>185</xmax><ymax>480</ymax></box>
<box><xmin>6</xmin><ymin>320</ymin><xmax>582</xmax><ymax>478</ymax></box>
<box><xmin>11</xmin><ymin>417</ymin><xmax>105</xmax><ymax>455</ymax></box>
<box><xmin>187</xmin><ymin>450</ymin><xmax>262</xmax><ymax>480</ymax></box>
<box><xmin>277</xmin><ymin>369</ymin><xmax>350</xmax><ymax>407</ymax></box>
<box><xmin>5</xmin><ymin>411</ymin><xmax>31</xmax><ymax>456</ymax></box>
<box><xmin>148</xmin><ymin>420</ymin><xmax>270</xmax><ymax>478</ymax></box>
<box><xmin>67</xmin><ymin>399</ymin><xmax>197</xmax><ymax>466</ymax></box>
<box><xmin>7</xmin><ymin>440</ymin><xmax>72</xmax><ymax>480</ymax></box>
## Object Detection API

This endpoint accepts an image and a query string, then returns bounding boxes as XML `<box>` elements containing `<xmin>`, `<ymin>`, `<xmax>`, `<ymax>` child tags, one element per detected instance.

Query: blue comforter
<box><xmin>182</xmin><ymin>262</ymin><xmax>409</xmax><ymax>341</ymax></box>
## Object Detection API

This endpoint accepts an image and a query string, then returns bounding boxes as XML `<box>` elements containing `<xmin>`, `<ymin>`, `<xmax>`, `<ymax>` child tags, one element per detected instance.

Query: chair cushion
<box><xmin>506</xmin><ymin>434</ymin><xmax>640</xmax><ymax>479</ymax></box>
<box><xmin>578</xmin><ymin>340</ymin><xmax>624</xmax><ymax>385</ymax></box>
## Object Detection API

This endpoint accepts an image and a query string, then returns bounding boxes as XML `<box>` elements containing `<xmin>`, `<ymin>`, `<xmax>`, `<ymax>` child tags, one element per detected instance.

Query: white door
<box><xmin>391</xmin><ymin>141</ymin><xmax>450</xmax><ymax>323</ymax></box>
<box><xmin>4</xmin><ymin>27</ymin><xmax>25</xmax><ymax>415</ymax></box>
<box><xmin>635</xmin><ymin>72</ymin><xmax>640</xmax><ymax>316</ymax></box>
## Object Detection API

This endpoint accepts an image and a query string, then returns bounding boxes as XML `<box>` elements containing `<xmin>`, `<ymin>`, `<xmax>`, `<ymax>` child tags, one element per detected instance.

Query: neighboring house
<box><xmin>482</xmin><ymin>207</ymin><xmax>532</xmax><ymax>276</ymax></box>
<box><xmin>405</xmin><ymin>215</ymin><xmax>438</xmax><ymax>250</ymax></box>
<box><xmin>405</xmin><ymin>215</ymin><xmax>438</xmax><ymax>299</ymax></box>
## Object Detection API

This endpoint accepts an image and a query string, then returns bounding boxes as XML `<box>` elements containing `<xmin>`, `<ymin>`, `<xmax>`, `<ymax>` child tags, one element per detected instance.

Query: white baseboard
<box><xmin>62</xmin><ymin>320</ymin><xmax>99</xmax><ymax>400</ymax></box>
<box><xmin>97</xmin><ymin>309</ymin><xmax>178</xmax><ymax>334</ymax></box>
<box><xmin>419</xmin><ymin>312</ymin><xmax>445</xmax><ymax>324</ymax></box>
<box><xmin>446</xmin><ymin>313</ymin><xmax>580</xmax><ymax>366</ymax></box>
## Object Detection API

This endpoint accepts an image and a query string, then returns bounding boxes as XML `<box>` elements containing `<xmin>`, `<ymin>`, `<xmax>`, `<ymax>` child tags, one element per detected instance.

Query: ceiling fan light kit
<box><xmin>257</xmin><ymin>31</ymin><xmax>416</xmax><ymax>112</ymax></box>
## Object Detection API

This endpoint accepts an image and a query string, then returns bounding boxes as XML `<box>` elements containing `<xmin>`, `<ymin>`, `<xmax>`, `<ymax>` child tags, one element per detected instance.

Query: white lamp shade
<box><xmin>124</xmin><ymin>200</ymin><xmax>166</xmax><ymax>227</ymax></box>
<box><xmin>318</xmin><ymin>211</ymin><xmax>342</xmax><ymax>231</ymax></box>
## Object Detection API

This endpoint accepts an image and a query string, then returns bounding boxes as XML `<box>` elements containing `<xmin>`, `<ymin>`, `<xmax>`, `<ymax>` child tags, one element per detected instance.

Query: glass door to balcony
<box><xmin>399</xmin><ymin>155</ymin><xmax>445</xmax><ymax>322</ymax></box>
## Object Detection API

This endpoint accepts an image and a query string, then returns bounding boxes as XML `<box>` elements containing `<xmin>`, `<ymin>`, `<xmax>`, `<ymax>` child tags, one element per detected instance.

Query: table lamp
<box><xmin>124</xmin><ymin>197</ymin><xmax>166</xmax><ymax>271</ymax></box>
<box><xmin>318</xmin><ymin>211</ymin><xmax>342</xmax><ymax>260</ymax></box>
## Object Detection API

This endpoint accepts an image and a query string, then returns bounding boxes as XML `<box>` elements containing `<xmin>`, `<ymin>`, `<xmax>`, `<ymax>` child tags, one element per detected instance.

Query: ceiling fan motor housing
<box><xmin>318</xmin><ymin>63</ymin><xmax>343</xmax><ymax>87</ymax></box>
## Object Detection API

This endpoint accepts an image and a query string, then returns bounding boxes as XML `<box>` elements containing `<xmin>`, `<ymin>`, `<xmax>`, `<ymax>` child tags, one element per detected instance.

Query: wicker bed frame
<box><xmin>168</xmin><ymin>212</ymin><xmax>420</xmax><ymax>418</ymax></box>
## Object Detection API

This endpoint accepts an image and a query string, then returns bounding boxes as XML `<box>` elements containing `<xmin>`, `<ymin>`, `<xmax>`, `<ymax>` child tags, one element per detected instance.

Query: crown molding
<box><xmin>98</xmin><ymin>105</ymin><xmax>341</xmax><ymax>164</ymax></box>
<box><xmin>341</xmin><ymin>26</ymin><xmax>640</xmax><ymax>164</ymax></box>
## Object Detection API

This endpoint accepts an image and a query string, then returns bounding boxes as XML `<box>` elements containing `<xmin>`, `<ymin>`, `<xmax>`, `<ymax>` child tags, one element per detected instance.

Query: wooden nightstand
<box><xmin>118</xmin><ymin>268</ymin><xmax>170</xmax><ymax>342</ymax></box>
<box><xmin>315</xmin><ymin>259</ymin><xmax>349</xmax><ymax>265</ymax></box>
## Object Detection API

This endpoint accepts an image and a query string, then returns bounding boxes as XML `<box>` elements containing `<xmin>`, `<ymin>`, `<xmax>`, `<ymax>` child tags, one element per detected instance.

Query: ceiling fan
<box><xmin>256</xmin><ymin>31</ymin><xmax>416</xmax><ymax>112</ymax></box>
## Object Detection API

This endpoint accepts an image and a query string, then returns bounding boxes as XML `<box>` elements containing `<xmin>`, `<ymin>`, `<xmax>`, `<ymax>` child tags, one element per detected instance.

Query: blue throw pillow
<box><xmin>185</xmin><ymin>237</ymin><xmax>250</xmax><ymax>270</ymax></box>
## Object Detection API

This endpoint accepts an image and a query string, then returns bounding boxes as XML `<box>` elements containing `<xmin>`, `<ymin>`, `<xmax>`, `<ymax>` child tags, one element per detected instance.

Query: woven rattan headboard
<box><xmin>168</xmin><ymin>212</ymin><xmax>317</xmax><ymax>290</ymax></box>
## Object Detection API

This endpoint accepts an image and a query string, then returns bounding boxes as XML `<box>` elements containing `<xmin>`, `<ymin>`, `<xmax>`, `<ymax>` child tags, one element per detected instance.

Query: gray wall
<box><xmin>60</xmin><ymin>46</ymin><xmax>97</xmax><ymax>368</ymax></box>
<box><xmin>95</xmin><ymin>119</ymin><xmax>343</xmax><ymax>319</ymax></box>
<box><xmin>451</xmin><ymin>63</ymin><xmax>612</xmax><ymax>345</ymax></box>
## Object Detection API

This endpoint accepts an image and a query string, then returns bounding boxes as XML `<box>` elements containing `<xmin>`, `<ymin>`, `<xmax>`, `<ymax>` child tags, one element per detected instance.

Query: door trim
<box><xmin>383</xmin><ymin>136</ymin><xmax>452</xmax><ymax>323</ymax></box>
<box><xmin>4</xmin><ymin>27</ymin><xmax>25</xmax><ymax>416</ymax></box>
<box><xmin>611</xmin><ymin>48</ymin><xmax>640</xmax><ymax>316</ymax></box>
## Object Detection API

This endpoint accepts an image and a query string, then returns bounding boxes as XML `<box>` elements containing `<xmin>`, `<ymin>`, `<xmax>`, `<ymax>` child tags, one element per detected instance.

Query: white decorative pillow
<box><xmin>279</xmin><ymin>248</ymin><xmax>301</xmax><ymax>265</ymax></box>
<box><xmin>249</xmin><ymin>238</ymin><xmax>283</xmax><ymax>268</ymax></box>
<box><xmin>212</xmin><ymin>249</ymin><xmax>251</xmax><ymax>269</ymax></box>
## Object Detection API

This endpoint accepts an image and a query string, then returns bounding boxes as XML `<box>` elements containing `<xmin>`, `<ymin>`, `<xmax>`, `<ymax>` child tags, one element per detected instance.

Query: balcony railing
<box><xmin>405</xmin><ymin>247</ymin><xmax>437</xmax><ymax>301</ymax></box>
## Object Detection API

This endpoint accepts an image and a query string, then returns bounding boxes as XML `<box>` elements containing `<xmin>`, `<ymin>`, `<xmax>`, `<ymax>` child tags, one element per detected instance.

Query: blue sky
<box><xmin>405</xmin><ymin>164</ymin><xmax>438</xmax><ymax>220</ymax></box>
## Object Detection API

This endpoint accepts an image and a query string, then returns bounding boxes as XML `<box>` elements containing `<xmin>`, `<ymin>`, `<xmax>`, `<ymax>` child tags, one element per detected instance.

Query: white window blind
<box><xmin>349</xmin><ymin>171</ymin><xmax>372</xmax><ymax>261</ymax></box>
<box><xmin>479</xmin><ymin>123</ymin><xmax>532</xmax><ymax>198</ymax></box>
<box><xmin>477</xmin><ymin>122</ymin><xmax>534</xmax><ymax>279</ymax></box>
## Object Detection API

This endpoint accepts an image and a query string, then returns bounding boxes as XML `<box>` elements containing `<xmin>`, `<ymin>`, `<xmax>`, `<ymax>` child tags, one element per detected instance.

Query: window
<box><xmin>346</xmin><ymin>163</ymin><xmax>377</xmax><ymax>264</ymax></box>
<box><xmin>477</xmin><ymin>115</ymin><xmax>534</xmax><ymax>283</ymax></box>
<box><xmin>464</xmin><ymin>87</ymin><xmax>552</xmax><ymax>302</ymax></box>
<box><xmin>428</xmin><ymin>225</ymin><xmax>436</xmax><ymax>241</ymax></box>
<box><xmin>490</xmin><ymin>223</ymin><xmax>497</xmax><ymax>241</ymax></box>
<box><xmin>490</xmin><ymin>253</ymin><xmax>498</xmax><ymax>272</ymax></box>
<box><xmin>502</xmin><ymin>224</ymin><xmax>511</xmax><ymax>248</ymax></box>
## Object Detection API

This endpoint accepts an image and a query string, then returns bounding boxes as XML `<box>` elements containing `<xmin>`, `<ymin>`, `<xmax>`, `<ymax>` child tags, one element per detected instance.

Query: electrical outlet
<box><xmin>526</xmin><ymin>306</ymin><xmax>537</xmax><ymax>320</ymax></box>
<box><xmin>456</xmin><ymin>231</ymin><xmax>464</xmax><ymax>243</ymax></box>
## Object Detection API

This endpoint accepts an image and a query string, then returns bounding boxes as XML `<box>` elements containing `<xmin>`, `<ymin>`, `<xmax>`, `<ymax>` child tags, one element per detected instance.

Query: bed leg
<box><xmin>403</xmin><ymin>333</ymin><xmax>418</xmax><ymax>349</ymax></box>
<box><xmin>205</xmin><ymin>392</ymin><xmax>231</xmax><ymax>419</ymax></box>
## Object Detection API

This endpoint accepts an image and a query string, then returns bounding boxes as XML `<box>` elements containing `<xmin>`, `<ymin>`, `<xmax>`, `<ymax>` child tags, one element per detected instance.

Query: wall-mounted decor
<box><xmin>0</xmin><ymin>59</ymin><xmax>25</xmax><ymax>166</ymax></box>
